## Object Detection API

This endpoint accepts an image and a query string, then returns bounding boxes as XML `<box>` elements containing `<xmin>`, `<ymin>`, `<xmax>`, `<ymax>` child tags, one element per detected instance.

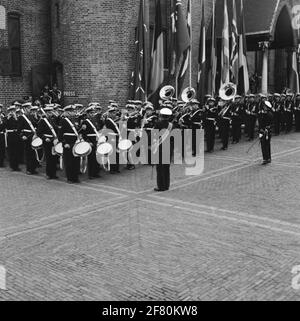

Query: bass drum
<box><xmin>73</xmin><ymin>141</ymin><xmax>92</xmax><ymax>158</ymax></box>
<box><xmin>31</xmin><ymin>137</ymin><xmax>43</xmax><ymax>150</ymax></box>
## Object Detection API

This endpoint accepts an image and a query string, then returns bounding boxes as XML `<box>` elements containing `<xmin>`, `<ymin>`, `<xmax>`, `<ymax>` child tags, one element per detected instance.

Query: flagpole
<box><xmin>189</xmin><ymin>0</ymin><xmax>192</xmax><ymax>89</ymax></box>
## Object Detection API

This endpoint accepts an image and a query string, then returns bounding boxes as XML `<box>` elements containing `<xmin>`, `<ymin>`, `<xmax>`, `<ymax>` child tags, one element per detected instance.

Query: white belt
<box><xmin>64</xmin><ymin>133</ymin><xmax>77</xmax><ymax>136</ymax></box>
<box><xmin>22</xmin><ymin>129</ymin><xmax>33</xmax><ymax>133</ymax></box>
<box><xmin>87</xmin><ymin>134</ymin><xmax>97</xmax><ymax>137</ymax></box>
<box><xmin>6</xmin><ymin>130</ymin><xmax>17</xmax><ymax>133</ymax></box>
<box><xmin>44</xmin><ymin>134</ymin><xmax>54</xmax><ymax>138</ymax></box>
<box><xmin>207</xmin><ymin>118</ymin><xmax>215</xmax><ymax>121</ymax></box>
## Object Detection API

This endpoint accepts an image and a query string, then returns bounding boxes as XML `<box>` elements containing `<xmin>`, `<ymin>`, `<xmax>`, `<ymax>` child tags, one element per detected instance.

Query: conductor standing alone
<box><xmin>153</xmin><ymin>108</ymin><xmax>173</xmax><ymax>192</ymax></box>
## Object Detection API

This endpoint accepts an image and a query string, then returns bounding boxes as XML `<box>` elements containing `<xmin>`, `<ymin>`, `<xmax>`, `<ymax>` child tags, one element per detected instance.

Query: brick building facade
<box><xmin>0</xmin><ymin>0</ymin><xmax>51</xmax><ymax>106</ymax></box>
<box><xmin>0</xmin><ymin>0</ymin><xmax>299</xmax><ymax>107</ymax></box>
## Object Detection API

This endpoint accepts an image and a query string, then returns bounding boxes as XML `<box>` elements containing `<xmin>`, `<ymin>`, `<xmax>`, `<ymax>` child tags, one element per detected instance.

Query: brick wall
<box><xmin>51</xmin><ymin>0</ymin><xmax>214</xmax><ymax>107</ymax></box>
<box><xmin>0</xmin><ymin>0</ymin><xmax>51</xmax><ymax>107</ymax></box>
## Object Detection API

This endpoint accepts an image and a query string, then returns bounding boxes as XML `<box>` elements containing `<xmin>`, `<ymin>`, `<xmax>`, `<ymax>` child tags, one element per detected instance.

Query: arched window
<box><xmin>8</xmin><ymin>12</ymin><xmax>22</xmax><ymax>76</ymax></box>
<box><xmin>0</xmin><ymin>5</ymin><xmax>5</xmax><ymax>30</ymax></box>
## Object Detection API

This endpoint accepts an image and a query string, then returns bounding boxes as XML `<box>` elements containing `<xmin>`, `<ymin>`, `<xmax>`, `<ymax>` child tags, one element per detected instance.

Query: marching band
<box><xmin>0</xmin><ymin>85</ymin><xmax>300</xmax><ymax>189</ymax></box>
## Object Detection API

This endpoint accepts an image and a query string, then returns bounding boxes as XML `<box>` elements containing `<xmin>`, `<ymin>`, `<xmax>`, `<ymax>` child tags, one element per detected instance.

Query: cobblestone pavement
<box><xmin>0</xmin><ymin>133</ymin><xmax>300</xmax><ymax>301</ymax></box>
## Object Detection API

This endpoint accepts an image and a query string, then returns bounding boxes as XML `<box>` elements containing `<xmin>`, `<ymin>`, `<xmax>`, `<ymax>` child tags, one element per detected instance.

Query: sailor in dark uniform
<box><xmin>59</xmin><ymin>105</ymin><xmax>81</xmax><ymax>183</ymax></box>
<box><xmin>231</xmin><ymin>95</ymin><xmax>243</xmax><ymax>144</ymax></box>
<box><xmin>18</xmin><ymin>105</ymin><xmax>39</xmax><ymax>175</ymax></box>
<box><xmin>0</xmin><ymin>104</ymin><xmax>6</xmax><ymax>167</ymax></box>
<box><xmin>204</xmin><ymin>97</ymin><xmax>217</xmax><ymax>153</ymax></box>
<box><xmin>218</xmin><ymin>99</ymin><xmax>232</xmax><ymax>151</ymax></box>
<box><xmin>245</xmin><ymin>94</ymin><xmax>258</xmax><ymax>141</ymax></box>
<box><xmin>190</xmin><ymin>99</ymin><xmax>204</xmax><ymax>156</ymax></box>
<box><xmin>5</xmin><ymin>106</ymin><xmax>21</xmax><ymax>171</ymax></box>
<box><xmin>294</xmin><ymin>94</ymin><xmax>300</xmax><ymax>132</ymax></box>
<box><xmin>80</xmin><ymin>106</ymin><xmax>101</xmax><ymax>179</ymax></box>
<box><xmin>284</xmin><ymin>93</ymin><xmax>294</xmax><ymax>133</ymax></box>
<box><xmin>36</xmin><ymin>105</ymin><xmax>59</xmax><ymax>179</ymax></box>
<box><xmin>272</xmin><ymin>93</ymin><xmax>282</xmax><ymax>135</ymax></box>
<box><xmin>105</xmin><ymin>105</ymin><xmax>121</xmax><ymax>174</ymax></box>
<box><xmin>258</xmin><ymin>100</ymin><xmax>274</xmax><ymax>165</ymax></box>
<box><xmin>153</xmin><ymin>108</ymin><xmax>173</xmax><ymax>192</ymax></box>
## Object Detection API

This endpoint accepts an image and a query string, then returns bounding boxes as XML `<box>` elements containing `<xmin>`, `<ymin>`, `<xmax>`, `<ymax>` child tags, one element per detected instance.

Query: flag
<box><xmin>169</xmin><ymin>0</ymin><xmax>177</xmax><ymax>76</ymax></box>
<box><xmin>289</xmin><ymin>50</ymin><xmax>300</xmax><ymax>93</ymax></box>
<box><xmin>197</xmin><ymin>0</ymin><xmax>206</xmax><ymax>102</ymax></box>
<box><xmin>176</xmin><ymin>0</ymin><xmax>191</xmax><ymax>96</ymax></box>
<box><xmin>168</xmin><ymin>0</ymin><xmax>190</xmax><ymax>96</ymax></box>
<box><xmin>207</xmin><ymin>0</ymin><xmax>217</xmax><ymax>96</ymax></box>
<box><xmin>149</xmin><ymin>0</ymin><xmax>165</xmax><ymax>98</ymax></box>
<box><xmin>221</xmin><ymin>0</ymin><xmax>230</xmax><ymax>86</ymax></box>
<box><xmin>230</xmin><ymin>0</ymin><xmax>239</xmax><ymax>84</ymax></box>
<box><xmin>130</xmin><ymin>0</ymin><xmax>148</xmax><ymax>101</ymax></box>
<box><xmin>238</xmin><ymin>0</ymin><xmax>250</xmax><ymax>95</ymax></box>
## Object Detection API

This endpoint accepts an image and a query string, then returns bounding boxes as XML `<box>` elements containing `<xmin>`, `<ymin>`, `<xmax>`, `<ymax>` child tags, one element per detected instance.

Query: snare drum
<box><xmin>31</xmin><ymin>137</ymin><xmax>43</xmax><ymax>150</ymax></box>
<box><xmin>96</xmin><ymin>142</ymin><xmax>113</xmax><ymax>170</ymax></box>
<box><xmin>73</xmin><ymin>141</ymin><xmax>92</xmax><ymax>158</ymax></box>
<box><xmin>53</xmin><ymin>142</ymin><xmax>63</xmax><ymax>156</ymax></box>
<box><xmin>96</xmin><ymin>142</ymin><xmax>113</xmax><ymax>157</ymax></box>
<box><xmin>118</xmin><ymin>139</ymin><xmax>133</xmax><ymax>152</ymax></box>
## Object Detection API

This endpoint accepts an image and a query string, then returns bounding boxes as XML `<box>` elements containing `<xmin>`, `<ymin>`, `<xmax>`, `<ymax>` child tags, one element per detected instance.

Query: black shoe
<box><xmin>47</xmin><ymin>176</ymin><xmax>59</xmax><ymax>180</ymax></box>
<box><xmin>126</xmin><ymin>165</ymin><xmax>135</xmax><ymax>170</ymax></box>
<box><xmin>267</xmin><ymin>159</ymin><xmax>272</xmax><ymax>164</ymax></box>
<box><xmin>154</xmin><ymin>188</ymin><xmax>164</xmax><ymax>192</ymax></box>
<box><xmin>262</xmin><ymin>160</ymin><xmax>268</xmax><ymax>165</ymax></box>
<box><xmin>12</xmin><ymin>168</ymin><xmax>21</xmax><ymax>172</ymax></box>
<box><xmin>221</xmin><ymin>147</ymin><xmax>228</xmax><ymax>151</ymax></box>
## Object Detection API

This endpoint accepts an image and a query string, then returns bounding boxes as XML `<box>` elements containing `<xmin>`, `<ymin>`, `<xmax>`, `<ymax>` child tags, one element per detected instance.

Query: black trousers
<box><xmin>248</xmin><ymin>115</ymin><xmax>257</xmax><ymax>140</ymax></box>
<box><xmin>24</xmin><ymin>140</ymin><xmax>39</xmax><ymax>173</ymax></box>
<box><xmin>7</xmin><ymin>134</ymin><xmax>20</xmax><ymax>170</ymax></box>
<box><xmin>156</xmin><ymin>164</ymin><xmax>170</xmax><ymax>191</ymax></box>
<box><xmin>63</xmin><ymin>146</ymin><xmax>80</xmax><ymax>181</ymax></box>
<box><xmin>284</xmin><ymin>112</ymin><xmax>293</xmax><ymax>132</ymax></box>
<box><xmin>44</xmin><ymin>142</ymin><xmax>57</xmax><ymax>178</ymax></box>
<box><xmin>88</xmin><ymin>146</ymin><xmax>100</xmax><ymax>177</ymax></box>
<box><xmin>0</xmin><ymin>133</ymin><xmax>5</xmax><ymax>167</ymax></box>
<box><xmin>219</xmin><ymin>119</ymin><xmax>230</xmax><ymax>149</ymax></box>
<box><xmin>260</xmin><ymin>131</ymin><xmax>272</xmax><ymax>161</ymax></box>
<box><xmin>205</xmin><ymin>121</ymin><xmax>215</xmax><ymax>152</ymax></box>
<box><xmin>273</xmin><ymin>112</ymin><xmax>281</xmax><ymax>135</ymax></box>
<box><xmin>231</xmin><ymin>119</ymin><xmax>241</xmax><ymax>143</ymax></box>
<box><xmin>295</xmin><ymin>111</ymin><xmax>300</xmax><ymax>132</ymax></box>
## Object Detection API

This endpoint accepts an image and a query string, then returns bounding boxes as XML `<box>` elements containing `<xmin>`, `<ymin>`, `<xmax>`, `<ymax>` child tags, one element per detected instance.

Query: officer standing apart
<box><xmin>153</xmin><ymin>108</ymin><xmax>173</xmax><ymax>192</ymax></box>
<box><xmin>258</xmin><ymin>100</ymin><xmax>274</xmax><ymax>165</ymax></box>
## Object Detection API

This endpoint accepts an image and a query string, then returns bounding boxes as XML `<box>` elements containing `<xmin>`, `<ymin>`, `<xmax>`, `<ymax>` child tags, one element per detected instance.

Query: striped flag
<box><xmin>237</xmin><ymin>0</ymin><xmax>250</xmax><ymax>95</ymax></box>
<box><xmin>207</xmin><ymin>0</ymin><xmax>217</xmax><ymax>96</ymax></box>
<box><xmin>289</xmin><ymin>50</ymin><xmax>300</xmax><ymax>93</ymax></box>
<box><xmin>149</xmin><ymin>0</ymin><xmax>165</xmax><ymax>98</ymax></box>
<box><xmin>221</xmin><ymin>0</ymin><xmax>230</xmax><ymax>86</ymax></box>
<box><xmin>230</xmin><ymin>0</ymin><xmax>239</xmax><ymax>84</ymax></box>
<box><xmin>176</xmin><ymin>0</ymin><xmax>191</xmax><ymax>96</ymax></box>
<box><xmin>130</xmin><ymin>0</ymin><xmax>148</xmax><ymax>101</ymax></box>
<box><xmin>197</xmin><ymin>0</ymin><xmax>206</xmax><ymax>102</ymax></box>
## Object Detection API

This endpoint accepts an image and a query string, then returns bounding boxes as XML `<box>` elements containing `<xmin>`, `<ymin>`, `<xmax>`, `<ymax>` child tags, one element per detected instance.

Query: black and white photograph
<box><xmin>0</xmin><ymin>0</ymin><xmax>300</xmax><ymax>305</ymax></box>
